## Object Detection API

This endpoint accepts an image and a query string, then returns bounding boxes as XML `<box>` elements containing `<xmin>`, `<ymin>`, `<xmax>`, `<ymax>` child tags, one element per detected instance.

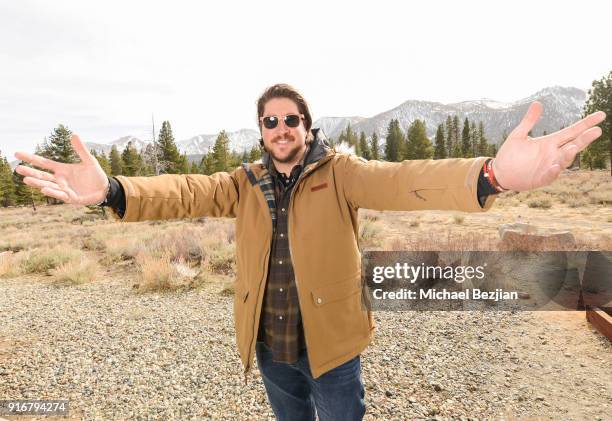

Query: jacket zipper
<box><xmin>243</xmin><ymin>154</ymin><xmax>332</xmax><ymax>383</ymax></box>
<box><xmin>286</xmin><ymin>156</ymin><xmax>333</xmax><ymax>363</ymax></box>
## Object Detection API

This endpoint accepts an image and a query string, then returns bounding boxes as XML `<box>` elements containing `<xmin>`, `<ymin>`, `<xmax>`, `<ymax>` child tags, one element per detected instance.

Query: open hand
<box><xmin>14</xmin><ymin>134</ymin><xmax>109</xmax><ymax>205</ymax></box>
<box><xmin>492</xmin><ymin>102</ymin><xmax>606</xmax><ymax>191</ymax></box>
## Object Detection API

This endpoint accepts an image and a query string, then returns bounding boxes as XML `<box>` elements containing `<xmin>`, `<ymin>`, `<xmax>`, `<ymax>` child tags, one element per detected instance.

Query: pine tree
<box><xmin>141</xmin><ymin>143</ymin><xmax>157</xmax><ymax>176</ymax></box>
<box><xmin>0</xmin><ymin>154</ymin><xmax>16</xmax><ymax>207</ymax></box>
<box><xmin>488</xmin><ymin>143</ymin><xmax>498</xmax><ymax>157</ymax></box>
<box><xmin>248</xmin><ymin>145</ymin><xmax>262</xmax><ymax>162</ymax></box>
<box><xmin>470</xmin><ymin>120</ymin><xmax>478</xmax><ymax>158</ymax></box>
<box><xmin>91</xmin><ymin>150</ymin><xmax>112</xmax><ymax>175</ymax></box>
<box><xmin>190</xmin><ymin>161</ymin><xmax>200</xmax><ymax>174</ymax></box>
<box><xmin>212</xmin><ymin>130</ymin><xmax>231</xmax><ymax>172</ymax></box>
<box><xmin>109</xmin><ymin>145</ymin><xmax>124</xmax><ymax>176</ymax></box>
<box><xmin>158</xmin><ymin>121</ymin><xmax>182</xmax><ymax>174</ymax></box>
<box><xmin>358</xmin><ymin>131</ymin><xmax>371</xmax><ymax>160</ymax></box>
<box><xmin>178</xmin><ymin>153</ymin><xmax>190</xmax><ymax>174</ymax></box>
<box><xmin>445</xmin><ymin>116</ymin><xmax>454</xmax><ymax>157</ymax></box>
<box><xmin>47</xmin><ymin>124</ymin><xmax>77</xmax><ymax>163</ymax></box>
<box><xmin>12</xmin><ymin>165</ymin><xmax>44</xmax><ymax>209</ymax></box>
<box><xmin>477</xmin><ymin>122</ymin><xmax>489</xmax><ymax>157</ymax></box>
<box><xmin>434</xmin><ymin>123</ymin><xmax>446</xmax><ymax>159</ymax></box>
<box><xmin>582</xmin><ymin>71</ymin><xmax>611</xmax><ymax>174</ymax></box>
<box><xmin>370</xmin><ymin>132</ymin><xmax>380</xmax><ymax>160</ymax></box>
<box><xmin>200</xmin><ymin>152</ymin><xmax>215</xmax><ymax>175</ymax></box>
<box><xmin>451</xmin><ymin>116</ymin><xmax>461</xmax><ymax>157</ymax></box>
<box><xmin>461</xmin><ymin>117</ymin><xmax>471</xmax><ymax>158</ymax></box>
<box><xmin>384</xmin><ymin>119</ymin><xmax>404</xmax><ymax>162</ymax></box>
<box><xmin>121</xmin><ymin>142</ymin><xmax>142</xmax><ymax>176</ymax></box>
<box><xmin>405</xmin><ymin>120</ymin><xmax>433</xmax><ymax>159</ymax></box>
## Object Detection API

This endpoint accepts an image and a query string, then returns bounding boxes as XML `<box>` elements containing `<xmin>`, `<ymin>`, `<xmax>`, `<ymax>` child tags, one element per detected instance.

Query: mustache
<box><xmin>272</xmin><ymin>134</ymin><xmax>296</xmax><ymax>143</ymax></box>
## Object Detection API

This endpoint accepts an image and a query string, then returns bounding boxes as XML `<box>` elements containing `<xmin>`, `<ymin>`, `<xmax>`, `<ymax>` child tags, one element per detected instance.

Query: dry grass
<box><xmin>21</xmin><ymin>246</ymin><xmax>84</xmax><ymax>275</ymax></box>
<box><xmin>0</xmin><ymin>169</ymin><xmax>609</xmax><ymax>293</ymax></box>
<box><xmin>527</xmin><ymin>198</ymin><xmax>552</xmax><ymax>209</ymax></box>
<box><xmin>0</xmin><ymin>251</ymin><xmax>28</xmax><ymax>278</ymax></box>
<box><xmin>453</xmin><ymin>215</ymin><xmax>465</xmax><ymax>224</ymax></box>
<box><xmin>133</xmin><ymin>252</ymin><xmax>206</xmax><ymax>293</ymax></box>
<box><xmin>51</xmin><ymin>258</ymin><xmax>99</xmax><ymax>285</ymax></box>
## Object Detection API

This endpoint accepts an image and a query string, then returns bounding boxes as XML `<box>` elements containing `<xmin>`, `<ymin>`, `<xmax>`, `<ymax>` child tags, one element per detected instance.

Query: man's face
<box><xmin>260</xmin><ymin>97</ymin><xmax>308</xmax><ymax>164</ymax></box>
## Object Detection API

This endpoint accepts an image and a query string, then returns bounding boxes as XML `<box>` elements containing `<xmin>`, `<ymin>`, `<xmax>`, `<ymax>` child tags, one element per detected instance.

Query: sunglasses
<box><xmin>260</xmin><ymin>114</ymin><xmax>303</xmax><ymax>129</ymax></box>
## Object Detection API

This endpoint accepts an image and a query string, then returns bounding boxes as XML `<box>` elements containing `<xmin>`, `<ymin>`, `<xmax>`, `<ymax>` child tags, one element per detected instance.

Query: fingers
<box><xmin>554</xmin><ymin>126</ymin><xmax>603</xmax><ymax>168</ymax></box>
<box><xmin>23</xmin><ymin>176</ymin><xmax>61</xmax><ymax>191</ymax></box>
<box><xmin>14</xmin><ymin>152</ymin><xmax>59</xmax><ymax>172</ymax></box>
<box><xmin>513</xmin><ymin>101</ymin><xmax>544</xmax><ymax>138</ymax></box>
<box><xmin>550</xmin><ymin>111</ymin><xmax>606</xmax><ymax>146</ymax></box>
<box><xmin>40</xmin><ymin>186</ymin><xmax>71</xmax><ymax>203</ymax></box>
<box><xmin>15</xmin><ymin>165</ymin><xmax>57</xmax><ymax>182</ymax></box>
<box><xmin>21</xmin><ymin>177</ymin><xmax>73</xmax><ymax>203</ymax></box>
<box><xmin>71</xmin><ymin>134</ymin><xmax>95</xmax><ymax>164</ymax></box>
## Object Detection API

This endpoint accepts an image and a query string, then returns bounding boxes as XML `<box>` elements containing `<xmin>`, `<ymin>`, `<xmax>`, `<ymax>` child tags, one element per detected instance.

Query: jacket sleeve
<box><xmin>341</xmin><ymin>155</ymin><xmax>497</xmax><ymax>212</ymax></box>
<box><xmin>107</xmin><ymin>170</ymin><xmax>240</xmax><ymax>222</ymax></box>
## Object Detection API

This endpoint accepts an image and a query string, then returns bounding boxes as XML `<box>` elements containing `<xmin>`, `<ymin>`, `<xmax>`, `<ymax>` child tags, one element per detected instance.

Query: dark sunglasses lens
<box><xmin>263</xmin><ymin>116</ymin><xmax>278</xmax><ymax>129</ymax></box>
<box><xmin>285</xmin><ymin>115</ymin><xmax>300</xmax><ymax>128</ymax></box>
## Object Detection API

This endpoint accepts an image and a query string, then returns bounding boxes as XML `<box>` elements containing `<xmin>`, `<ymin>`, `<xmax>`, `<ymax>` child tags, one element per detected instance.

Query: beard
<box><xmin>264</xmin><ymin>134</ymin><xmax>306</xmax><ymax>164</ymax></box>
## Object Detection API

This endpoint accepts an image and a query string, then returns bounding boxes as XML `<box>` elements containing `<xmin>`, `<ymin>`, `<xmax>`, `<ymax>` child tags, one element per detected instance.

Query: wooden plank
<box><xmin>586</xmin><ymin>306</ymin><xmax>612</xmax><ymax>341</ymax></box>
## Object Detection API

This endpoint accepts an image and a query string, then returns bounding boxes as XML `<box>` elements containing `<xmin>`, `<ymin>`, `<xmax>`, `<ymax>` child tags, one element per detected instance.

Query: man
<box><xmin>15</xmin><ymin>84</ymin><xmax>606</xmax><ymax>421</ymax></box>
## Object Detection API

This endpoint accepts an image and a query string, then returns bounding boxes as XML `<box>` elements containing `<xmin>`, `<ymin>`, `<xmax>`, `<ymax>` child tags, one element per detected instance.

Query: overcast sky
<box><xmin>1</xmin><ymin>0</ymin><xmax>610</xmax><ymax>160</ymax></box>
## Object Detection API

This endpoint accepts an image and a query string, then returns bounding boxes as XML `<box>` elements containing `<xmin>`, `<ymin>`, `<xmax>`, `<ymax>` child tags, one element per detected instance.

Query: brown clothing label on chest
<box><xmin>310</xmin><ymin>182</ymin><xmax>328</xmax><ymax>192</ymax></box>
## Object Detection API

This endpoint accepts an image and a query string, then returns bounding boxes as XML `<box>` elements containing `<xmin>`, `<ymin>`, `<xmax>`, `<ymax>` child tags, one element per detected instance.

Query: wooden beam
<box><xmin>586</xmin><ymin>306</ymin><xmax>612</xmax><ymax>341</ymax></box>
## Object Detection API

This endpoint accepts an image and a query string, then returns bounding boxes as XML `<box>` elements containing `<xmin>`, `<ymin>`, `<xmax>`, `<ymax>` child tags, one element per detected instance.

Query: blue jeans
<box><xmin>255</xmin><ymin>341</ymin><xmax>366</xmax><ymax>421</ymax></box>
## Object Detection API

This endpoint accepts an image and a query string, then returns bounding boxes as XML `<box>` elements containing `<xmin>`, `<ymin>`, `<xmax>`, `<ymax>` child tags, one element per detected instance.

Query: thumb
<box><xmin>71</xmin><ymin>134</ymin><xmax>96</xmax><ymax>164</ymax></box>
<box><xmin>512</xmin><ymin>101</ymin><xmax>543</xmax><ymax>138</ymax></box>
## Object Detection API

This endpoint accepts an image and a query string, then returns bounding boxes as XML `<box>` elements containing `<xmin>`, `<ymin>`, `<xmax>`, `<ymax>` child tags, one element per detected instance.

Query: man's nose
<box><xmin>277</xmin><ymin>120</ymin><xmax>291</xmax><ymax>132</ymax></box>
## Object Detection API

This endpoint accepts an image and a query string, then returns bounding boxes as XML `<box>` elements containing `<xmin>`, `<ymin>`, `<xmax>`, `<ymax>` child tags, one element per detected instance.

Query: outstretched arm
<box><xmin>15</xmin><ymin>134</ymin><xmax>240</xmax><ymax>221</ymax></box>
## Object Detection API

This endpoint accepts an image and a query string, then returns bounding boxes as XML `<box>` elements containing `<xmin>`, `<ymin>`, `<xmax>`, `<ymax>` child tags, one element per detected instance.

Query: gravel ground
<box><xmin>1</xmin><ymin>262</ymin><xmax>610</xmax><ymax>421</ymax></box>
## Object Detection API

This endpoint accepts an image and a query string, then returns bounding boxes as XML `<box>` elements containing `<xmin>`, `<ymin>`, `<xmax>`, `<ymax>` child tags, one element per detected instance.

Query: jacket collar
<box><xmin>253</xmin><ymin>128</ymin><xmax>334</xmax><ymax>179</ymax></box>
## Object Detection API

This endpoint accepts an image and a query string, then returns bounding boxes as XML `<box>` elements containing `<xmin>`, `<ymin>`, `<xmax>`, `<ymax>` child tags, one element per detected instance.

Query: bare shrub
<box><xmin>527</xmin><ymin>199</ymin><xmax>552</xmax><ymax>209</ymax></box>
<box><xmin>21</xmin><ymin>246</ymin><xmax>83</xmax><ymax>274</ymax></box>
<box><xmin>51</xmin><ymin>258</ymin><xmax>99</xmax><ymax>284</ymax></box>
<box><xmin>206</xmin><ymin>244</ymin><xmax>236</xmax><ymax>275</ymax></box>
<box><xmin>134</xmin><ymin>252</ymin><xmax>182</xmax><ymax>293</ymax></box>
<box><xmin>453</xmin><ymin>215</ymin><xmax>465</xmax><ymax>224</ymax></box>
<box><xmin>0</xmin><ymin>251</ymin><xmax>28</xmax><ymax>278</ymax></box>
<box><xmin>220</xmin><ymin>283</ymin><xmax>235</xmax><ymax>296</ymax></box>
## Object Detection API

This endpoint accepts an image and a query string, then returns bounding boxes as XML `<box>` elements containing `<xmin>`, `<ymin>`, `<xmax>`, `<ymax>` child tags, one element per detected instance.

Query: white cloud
<box><xmin>1</xmin><ymin>0</ymin><xmax>610</xmax><ymax>160</ymax></box>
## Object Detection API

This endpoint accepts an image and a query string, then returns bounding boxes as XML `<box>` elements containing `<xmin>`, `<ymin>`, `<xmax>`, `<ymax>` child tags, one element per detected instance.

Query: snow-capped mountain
<box><xmin>85</xmin><ymin>136</ymin><xmax>151</xmax><ymax>156</ymax></box>
<box><xmin>86</xmin><ymin>130</ymin><xmax>260</xmax><ymax>156</ymax></box>
<box><xmin>83</xmin><ymin>86</ymin><xmax>587</xmax><ymax>156</ymax></box>
<box><xmin>176</xmin><ymin>129</ymin><xmax>260</xmax><ymax>155</ymax></box>
<box><xmin>314</xmin><ymin>86</ymin><xmax>587</xmax><ymax>144</ymax></box>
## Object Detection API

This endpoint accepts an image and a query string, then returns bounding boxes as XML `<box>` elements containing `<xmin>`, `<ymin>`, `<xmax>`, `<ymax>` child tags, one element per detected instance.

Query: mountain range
<box><xmin>7</xmin><ymin>86</ymin><xmax>586</xmax><ymax>170</ymax></box>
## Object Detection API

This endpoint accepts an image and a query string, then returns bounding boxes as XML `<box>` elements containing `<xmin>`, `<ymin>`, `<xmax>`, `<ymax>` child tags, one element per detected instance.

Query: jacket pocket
<box><xmin>311</xmin><ymin>275</ymin><xmax>361</xmax><ymax>307</ymax></box>
<box><xmin>308</xmin><ymin>274</ymin><xmax>370</xmax><ymax>349</ymax></box>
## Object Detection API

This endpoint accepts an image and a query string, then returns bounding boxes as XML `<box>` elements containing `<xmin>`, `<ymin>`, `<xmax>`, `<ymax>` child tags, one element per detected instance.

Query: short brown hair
<box><xmin>256</xmin><ymin>84</ymin><xmax>313</xmax><ymax>133</ymax></box>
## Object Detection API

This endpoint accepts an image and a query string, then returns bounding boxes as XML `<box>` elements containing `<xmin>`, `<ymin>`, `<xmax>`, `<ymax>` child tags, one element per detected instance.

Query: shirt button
<box><xmin>279</xmin><ymin>260</ymin><xmax>282</xmax><ymax>264</ymax></box>
<box><xmin>279</xmin><ymin>316</ymin><xmax>283</xmax><ymax>320</ymax></box>
<box><xmin>281</xmin><ymin>208</ymin><xmax>286</xmax><ymax>212</ymax></box>
<box><xmin>280</xmin><ymin>233</ymin><xmax>284</xmax><ymax>238</ymax></box>
<box><xmin>317</xmin><ymin>298</ymin><xmax>322</xmax><ymax>304</ymax></box>
<box><xmin>279</xmin><ymin>288</ymin><xmax>283</xmax><ymax>292</ymax></box>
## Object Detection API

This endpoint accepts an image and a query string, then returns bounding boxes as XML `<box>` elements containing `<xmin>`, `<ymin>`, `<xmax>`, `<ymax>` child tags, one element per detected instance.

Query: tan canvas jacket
<box><xmin>110</xmin><ymin>134</ymin><xmax>496</xmax><ymax>380</ymax></box>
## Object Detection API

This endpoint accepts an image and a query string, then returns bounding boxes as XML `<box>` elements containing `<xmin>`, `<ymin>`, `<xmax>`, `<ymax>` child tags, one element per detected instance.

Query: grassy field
<box><xmin>1</xmin><ymin>169</ymin><xmax>610</xmax><ymax>291</ymax></box>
